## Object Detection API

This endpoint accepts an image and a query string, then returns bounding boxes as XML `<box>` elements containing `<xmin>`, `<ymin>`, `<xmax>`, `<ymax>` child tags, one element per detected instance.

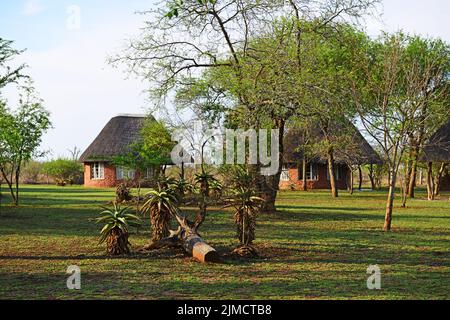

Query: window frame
<box><xmin>281</xmin><ymin>165</ymin><xmax>290</xmax><ymax>181</ymax></box>
<box><xmin>91</xmin><ymin>162</ymin><xmax>105</xmax><ymax>180</ymax></box>
<box><xmin>326</xmin><ymin>165</ymin><xmax>340</xmax><ymax>181</ymax></box>
<box><xmin>299</xmin><ymin>162</ymin><xmax>319</xmax><ymax>181</ymax></box>
<box><xmin>116</xmin><ymin>166</ymin><xmax>135</xmax><ymax>180</ymax></box>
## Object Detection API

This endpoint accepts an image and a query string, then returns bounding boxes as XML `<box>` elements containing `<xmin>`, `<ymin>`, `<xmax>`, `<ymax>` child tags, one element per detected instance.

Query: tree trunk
<box><xmin>358</xmin><ymin>165</ymin><xmax>363</xmax><ymax>190</ymax></box>
<box><xmin>348</xmin><ymin>165</ymin><xmax>354</xmax><ymax>195</ymax></box>
<box><xmin>259</xmin><ymin>119</ymin><xmax>284</xmax><ymax>213</ymax></box>
<box><xmin>426</xmin><ymin>162</ymin><xmax>435</xmax><ymax>201</ymax></box>
<box><xmin>302</xmin><ymin>157</ymin><xmax>307</xmax><ymax>191</ymax></box>
<box><xmin>368</xmin><ymin>164</ymin><xmax>375</xmax><ymax>191</ymax></box>
<box><xmin>408</xmin><ymin>159</ymin><xmax>417</xmax><ymax>198</ymax></box>
<box><xmin>327</xmin><ymin>149</ymin><xmax>338</xmax><ymax>198</ymax></box>
<box><xmin>404</xmin><ymin>158</ymin><xmax>412</xmax><ymax>197</ymax></box>
<box><xmin>180</xmin><ymin>162</ymin><xmax>185</xmax><ymax>180</ymax></box>
<box><xmin>0</xmin><ymin>168</ymin><xmax>17</xmax><ymax>205</ymax></box>
<box><xmin>407</xmin><ymin>142</ymin><xmax>419</xmax><ymax>198</ymax></box>
<box><xmin>384</xmin><ymin>169</ymin><xmax>397</xmax><ymax>232</ymax></box>
<box><xmin>145</xmin><ymin>213</ymin><xmax>220</xmax><ymax>263</ymax></box>
<box><xmin>434</xmin><ymin>162</ymin><xmax>447</xmax><ymax>196</ymax></box>
<box><xmin>259</xmin><ymin>175</ymin><xmax>278</xmax><ymax>213</ymax></box>
<box><xmin>180</xmin><ymin>228</ymin><xmax>220</xmax><ymax>263</ymax></box>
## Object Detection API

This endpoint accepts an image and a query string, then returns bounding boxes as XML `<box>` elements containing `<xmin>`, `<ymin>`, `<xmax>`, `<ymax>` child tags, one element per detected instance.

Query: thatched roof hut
<box><xmin>423</xmin><ymin>118</ymin><xmax>450</xmax><ymax>162</ymax></box>
<box><xmin>283</xmin><ymin>122</ymin><xmax>382</xmax><ymax>165</ymax></box>
<box><xmin>79</xmin><ymin>114</ymin><xmax>154</xmax><ymax>162</ymax></box>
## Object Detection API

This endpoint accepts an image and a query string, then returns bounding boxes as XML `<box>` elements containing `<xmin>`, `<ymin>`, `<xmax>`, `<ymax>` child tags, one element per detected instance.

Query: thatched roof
<box><xmin>423</xmin><ymin>118</ymin><xmax>450</xmax><ymax>162</ymax></box>
<box><xmin>284</xmin><ymin>121</ymin><xmax>382</xmax><ymax>165</ymax></box>
<box><xmin>79</xmin><ymin>115</ymin><xmax>153</xmax><ymax>163</ymax></box>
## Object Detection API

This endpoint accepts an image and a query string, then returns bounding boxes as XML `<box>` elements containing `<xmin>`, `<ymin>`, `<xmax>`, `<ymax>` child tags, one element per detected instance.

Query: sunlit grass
<box><xmin>0</xmin><ymin>184</ymin><xmax>449</xmax><ymax>299</ymax></box>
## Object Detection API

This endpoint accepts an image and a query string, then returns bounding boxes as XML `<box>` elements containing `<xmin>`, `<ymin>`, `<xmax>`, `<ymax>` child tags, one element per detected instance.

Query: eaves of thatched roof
<box><xmin>79</xmin><ymin>115</ymin><xmax>153</xmax><ymax>163</ymax></box>
<box><xmin>284</xmin><ymin>121</ymin><xmax>382</xmax><ymax>165</ymax></box>
<box><xmin>423</xmin><ymin>118</ymin><xmax>450</xmax><ymax>162</ymax></box>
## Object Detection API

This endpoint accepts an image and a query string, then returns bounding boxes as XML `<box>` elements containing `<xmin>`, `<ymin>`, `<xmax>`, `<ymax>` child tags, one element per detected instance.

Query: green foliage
<box><xmin>112</xmin><ymin>118</ymin><xmax>175</xmax><ymax>178</ymax></box>
<box><xmin>142</xmin><ymin>189</ymin><xmax>179</xmax><ymax>241</ymax></box>
<box><xmin>0</xmin><ymin>84</ymin><xmax>51</xmax><ymax>204</ymax></box>
<box><xmin>0</xmin><ymin>37</ymin><xmax>28</xmax><ymax>89</ymax></box>
<box><xmin>21</xmin><ymin>160</ymin><xmax>44</xmax><ymax>184</ymax></box>
<box><xmin>1</xmin><ymin>185</ymin><xmax>449</xmax><ymax>299</ymax></box>
<box><xmin>140</xmin><ymin>120</ymin><xmax>175</xmax><ymax>166</ymax></box>
<box><xmin>96</xmin><ymin>203</ymin><xmax>142</xmax><ymax>244</ymax></box>
<box><xmin>42</xmin><ymin>159</ymin><xmax>83</xmax><ymax>186</ymax></box>
<box><xmin>165</xmin><ymin>0</ymin><xmax>216</xmax><ymax>19</ymax></box>
<box><xmin>225</xmin><ymin>186</ymin><xmax>263</xmax><ymax>245</ymax></box>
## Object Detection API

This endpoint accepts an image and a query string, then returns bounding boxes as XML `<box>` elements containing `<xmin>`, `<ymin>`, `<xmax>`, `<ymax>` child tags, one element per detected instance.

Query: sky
<box><xmin>0</xmin><ymin>0</ymin><xmax>449</xmax><ymax>159</ymax></box>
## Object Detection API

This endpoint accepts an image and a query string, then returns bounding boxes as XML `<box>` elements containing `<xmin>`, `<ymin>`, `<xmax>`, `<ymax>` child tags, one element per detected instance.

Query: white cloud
<box><xmin>22</xmin><ymin>0</ymin><xmax>44</xmax><ymax>16</ymax></box>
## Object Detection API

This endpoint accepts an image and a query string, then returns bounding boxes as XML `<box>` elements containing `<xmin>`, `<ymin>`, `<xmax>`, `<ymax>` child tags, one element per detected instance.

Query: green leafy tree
<box><xmin>0</xmin><ymin>84</ymin><xmax>51</xmax><ymax>205</ymax></box>
<box><xmin>42</xmin><ymin>158</ymin><xmax>83</xmax><ymax>186</ymax></box>
<box><xmin>347</xmin><ymin>32</ymin><xmax>449</xmax><ymax>231</ymax></box>
<box><xmin>111</xmin><ymin>0</ymin><xmax>380</xmax><ymax>213</ymax></box>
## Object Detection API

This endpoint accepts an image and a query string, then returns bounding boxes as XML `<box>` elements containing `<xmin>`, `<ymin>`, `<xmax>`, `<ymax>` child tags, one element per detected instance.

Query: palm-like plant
<box><xmin>225</xmin><ymin>187</ymin><xmax>263</xmax><ymax>246</ymax></box>
<box><xmin>155</xmin><ymin>175</ymin><xmax>177</xmax><ymax>190</ymax></box>
<box><xmin>172</xmin><ymin>178</ymin><xmax>194</xmax><ymax>202</ymax></box>
<box><xmin>142</xmin><ymin>189</ymin><xmax>178</xmax><ymax>242</ymax></box>
<box><xmin>194</xmin><ymin>172</ymin><xmax>217</xmax><ymax>197</ymax></box>
<box><xmin>96</xmin><ymin>203</ymin><xmax>142</xmax><ymax>255</ymax></box>
<box><xmin>209</xmin><ymin>179</ymin><xmax>223</xmax><ymax>199</ymax></box>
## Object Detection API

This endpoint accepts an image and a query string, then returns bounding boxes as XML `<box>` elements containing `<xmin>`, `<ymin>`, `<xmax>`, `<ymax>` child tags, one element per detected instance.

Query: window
<box><xmin>281</xmin><ymin>166</ymin><xmax>290</xmax><ymax>181</ymax></box>
<box><xmin>298</xmin><ymin>162</ymin><xmax>319</xmax><ymax>181</ymax></box>
<box><xmin>91</xmin><ymin>162</ymin><xmax>104</xmax><ymax>179</ymax></box>
<box><xmin>326</xmin><ymin>165</ymin><xmax>340</xmax><ymax>181</ymax></box>
<box><xmin>116</xmin><ymin>166</ymin><xmax>135</xmax><ymax>180</ymax></box>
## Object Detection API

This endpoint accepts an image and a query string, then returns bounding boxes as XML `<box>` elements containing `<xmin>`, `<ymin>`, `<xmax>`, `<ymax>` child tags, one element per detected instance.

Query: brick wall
<box><xmin>83</xmin><ymin>163</ymin><xmax>151</xmax><ymax>188</ymax></box>
<box><xmin>279</xmin><ymin>163</ymin><xmax>349</xmax><ymax>191</ymax></box>
<box><xmin>83</xmin><ymin>163</ymin><xmax>117</xmax><ymax>188</ymax></box>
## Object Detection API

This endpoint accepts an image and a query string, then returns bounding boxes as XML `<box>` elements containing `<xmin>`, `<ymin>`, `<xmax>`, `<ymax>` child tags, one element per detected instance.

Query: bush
<box><xmin>42</xmin><ymin>159</ymin><xmax>83</xmax><ymax>186</ymax></box>
<box><xmin>21</xmin><ymin>161</ymin><xmax>44</xmax><ymax>184</ymax></box>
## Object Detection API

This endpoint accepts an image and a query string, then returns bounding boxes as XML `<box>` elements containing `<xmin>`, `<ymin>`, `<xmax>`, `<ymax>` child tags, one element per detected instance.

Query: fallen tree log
<box><xmin>142</xmin><ymin>211</ymin><xmax>221</xmax><ymax>263</ymax></box>
<box><xmin>180</xmin><ymin>229</ymin><xmax>221</xmax><ymax>263</ymax></box>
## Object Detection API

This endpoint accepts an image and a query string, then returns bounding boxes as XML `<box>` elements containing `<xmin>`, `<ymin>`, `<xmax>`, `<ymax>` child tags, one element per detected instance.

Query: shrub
<box><xmin>42</xmin><ymin>159</ymin><xmax>83</xmax><ymax>186</ymax></box>
<box><xmin>21</xmin><ymin>161</ymin><xmax>44</xmax><ymax>184</ymax></box>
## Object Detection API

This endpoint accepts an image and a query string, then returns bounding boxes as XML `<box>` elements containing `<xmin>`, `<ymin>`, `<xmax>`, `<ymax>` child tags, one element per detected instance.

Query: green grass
<box><xmin>0</xmin><ymin>184</ymin><xmax>449</xmax><ymax>300</ymax></box>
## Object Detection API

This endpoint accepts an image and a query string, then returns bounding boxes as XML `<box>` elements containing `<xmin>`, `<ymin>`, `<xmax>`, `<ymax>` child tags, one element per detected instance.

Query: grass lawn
<box><xmin>0</xmin><ymin>184</ymin><xmax>449</xmax><ymax>300</ymax></box>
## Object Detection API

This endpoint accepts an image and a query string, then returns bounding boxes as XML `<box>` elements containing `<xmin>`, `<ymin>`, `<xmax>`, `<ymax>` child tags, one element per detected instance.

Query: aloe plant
<box><xmin>225</xmin><ymin>187</ymin><xmax>263</xmax><ymax>246</ymax></box>
<box><xmin>142</xmin><ymin>189</ymin><xmax>178</xmax><ymax>242</ymax></box>
<box><xmin>96</xmin><ymin>203</ymin><xmax>142</xmax><ymax>255</ymax></box>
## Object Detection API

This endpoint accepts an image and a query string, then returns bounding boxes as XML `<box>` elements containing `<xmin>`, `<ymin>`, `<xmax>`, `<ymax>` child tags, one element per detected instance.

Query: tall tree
<box><xmin>111</xmin><ymin>0</ymin><xmax>380</xmax><ymax>212</ymax></box>
<box><xmin>348</xmin><ymin>33</ymin><xmax>449</xmax><ymax>231</ymax></box>
<box><xmin>0</xmin><ymin>84</ymin><xmax>51</xmax><ymax>205</ymax></box>
<box><xmin>401</xmin><ymin>37</ymin><xmax>450</xmax><ymax>198</ymax></box>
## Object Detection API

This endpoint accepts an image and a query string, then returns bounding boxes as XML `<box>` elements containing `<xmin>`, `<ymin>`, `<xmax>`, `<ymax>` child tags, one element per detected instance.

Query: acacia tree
<box><xmin>0</xmin><ymin>38</ymin><xmax>28</xmax><ymax>89</ymax></box>
<box><xmin>0</xmin><ymin>38</ymin><xmax>30</xmax><ymax>206</ymax></box>
<box><xmin>400</xmin><ymin>38</ymin><xmax>450</xmax><ymax>198</ymax></box>
<box><xmin>0</xmin><ymin>84</ymin><xmax>51</xmax><ymax>205</ymax></box>
<box><xmin>348</xmin><ymin>33</ymin><xmax>449</xmax><ymax>231</ymax></box>
<box><xmin>111</xmin><ymin>0</ymin><xmax>379</xmax><ymax>212</ymax></box>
